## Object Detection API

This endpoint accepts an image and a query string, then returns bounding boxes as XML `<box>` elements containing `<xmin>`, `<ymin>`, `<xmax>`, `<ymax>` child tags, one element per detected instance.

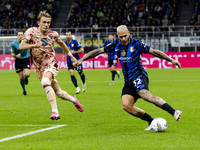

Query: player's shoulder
<box><xmin>48</xmin><ymin>29</ymin><xmax>59</xmax><ymax>37</ymax></box>
<box><xmin>24</xmin><ymin>27</ymin><xmax>37</xmax><ymax>35</ymax></box>
<box><xmin>11</xmin><ymin>39</ymin><xmax>18</xmax><ymax>45</ymax></box>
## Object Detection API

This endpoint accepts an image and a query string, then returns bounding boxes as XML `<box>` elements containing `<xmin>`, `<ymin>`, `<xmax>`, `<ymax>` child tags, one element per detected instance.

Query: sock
<box><xmin>80</xmin><ymin>74</ymin><xmax>85</xmax><ymax>84</ymax></box>
<box><xmin>161</xmin><ymin>103</ymin><xmax>175</xmax><ymax>115</ymax></box>
<box><xmin>44</xmin><ymin>86</ymin><xmax>57</xmax><ymax>109</ymax></box>
<box><xmin>111</xmin><ymin>71</ymin><xmax>117</xmax><ymax>81</ymax></box>
<box><xmin>52</xmin><ymin>108</ymin><xmax>58</xmax><ymax>113</ymax></box>
<box><xmin>20</xmin><ymin>80</ymin><xmax>26</xmax><ymax>92</ymax></box>
<box><xmin>141</xmin><ymin>113</ymin><xmax>154</xmax><ymax>125</ymax></box>
<box><xmin>71</xmin><ymin>76</ymin><xmax>78</xmax><ymax>87</ymax></box>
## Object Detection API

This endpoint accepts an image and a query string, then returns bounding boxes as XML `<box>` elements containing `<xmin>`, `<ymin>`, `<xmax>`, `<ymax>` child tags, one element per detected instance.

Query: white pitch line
<box><xmin>0</xmin><ymin>124</ymin><xmax>66</xmax><ymax>143</ymax></box>
<box><xmin>0</xmin><ymin>124</ymin><xmax>64</xmax><ymax>127</ymax></box>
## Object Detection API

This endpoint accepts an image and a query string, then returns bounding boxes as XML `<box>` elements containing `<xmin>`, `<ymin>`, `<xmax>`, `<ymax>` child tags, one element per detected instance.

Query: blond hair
<box><xmin>117</xmin><ymin>25</ymin><xmax>128</xmax><ymax>32</ymax></box>
<box><xmin>37</xmin><ymin>10</ymin><xmax>51</xmax><ymax>21</ymax></box>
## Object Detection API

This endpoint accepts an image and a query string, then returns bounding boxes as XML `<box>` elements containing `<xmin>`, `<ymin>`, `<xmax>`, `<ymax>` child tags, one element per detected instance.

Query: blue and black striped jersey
<box><xmin>104</xmin><ymin>38</ymin><xmax>150</xmax><ymax>82</ymax></box>
<box><xmin>64</xmin><ymin>40</ymin><xmax>82</xmax><ymax>63</ymax></box>
<box><xmin>103</xmin><ymin>40</ymin><xmax>117</xmax><ymax>60</ymax></box>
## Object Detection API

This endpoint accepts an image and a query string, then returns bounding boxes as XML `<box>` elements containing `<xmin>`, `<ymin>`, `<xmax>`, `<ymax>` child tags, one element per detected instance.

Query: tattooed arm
<box><xmin>73</xmin><ymin>48</ymin><xmax>105</xmax><ymax>66</ymax></box>
<box><xmin>148</xmin><ymin>48</ymin><xmax>181</xmax><ymax>68</ymax></box>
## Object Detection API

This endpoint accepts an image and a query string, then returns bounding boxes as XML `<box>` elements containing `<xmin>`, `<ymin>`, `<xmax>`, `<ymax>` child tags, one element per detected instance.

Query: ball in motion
<box><xmin>151</xmin><ymin>117</ymin><xmax>168</xmax><ymax>132</ymax></box>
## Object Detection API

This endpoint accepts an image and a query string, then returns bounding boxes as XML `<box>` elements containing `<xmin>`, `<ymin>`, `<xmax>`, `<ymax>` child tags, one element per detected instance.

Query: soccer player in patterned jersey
<box><xmin>74</xmin><ymin>25</ymin><xmax>182</xmax><ymax>130</ymax></box>
<box><xmin>62</xmin><ymin>31</ymin><xmax>86</xmax><ymax>94</ymax></box>
<box><xmin>11</xmin><ymin>31</ymin><xmax>30</xmax><ymax>96</ymax></box>
<box><xmin>19</xmin><ymin>10</ymin><xmax>84</xmax><ymax>120</ymax></box>
<box><xmin>103</xmin><ymin>34</ymin><xmax>121</xmax><ymax>85</ymax></box>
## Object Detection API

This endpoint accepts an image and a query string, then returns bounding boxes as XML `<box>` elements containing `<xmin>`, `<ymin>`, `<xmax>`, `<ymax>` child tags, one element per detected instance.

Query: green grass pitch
<box><xmin>0</xmin><ymin>68</ymin><xmax>199</xmax><ymax>149</ymax></box>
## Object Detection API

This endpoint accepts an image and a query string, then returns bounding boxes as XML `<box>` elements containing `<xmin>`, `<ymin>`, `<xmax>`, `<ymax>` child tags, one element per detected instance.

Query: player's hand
<box><xmin>70</xmin><ymin>56</ymin><xmax>77</xmax><ymax>63</ymax></box>
<box><xmin>34</xmin><ymin>41</ymin><xmax>42</xmax><ymax>48</ymax></box>
<box><xmin>62</xmin><ymin>55</ymin><xmax>65</xmax><ymax>61</ymax></box>
<box><xmin>73</xmin><ymin>59</ymin><xmax>83</xmax><ymax>67</ymax></box>
<box><xmin>104</xmin><ymin>53</ymin><xmax>108</xmax><ymax>58</ymax></box>
<box><xmin>171</xmin><ymin>59</ymin><xmax>181</xmax><ymax>69</ymax></box>
<box><xmin>71</xmin><ymin>50</ymin><xmax>75</xmax><ymax>54</ymax></box>
<box><xmin>16</xmin><ymin>54</ymin><xmax>21</xmax><ymax>58</ymax></box>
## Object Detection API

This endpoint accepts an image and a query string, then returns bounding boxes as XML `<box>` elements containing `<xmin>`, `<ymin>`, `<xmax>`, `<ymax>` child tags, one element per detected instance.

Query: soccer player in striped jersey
<box><xmin>62</xmin><ymin>31</ymin><xmax>86</xmax><ymax>94</ymax></box>
<box><xmin>74</xmin><ymin>25</ymin><xmax>182</xmax><ymax>130</ymax></box>
<box><xmin>19</xmin><ymin>11</ymin><xmax>83</xmax><ymax>120</ymax></box>
<box><xmin>103</xmin><ymin>34</ymin><xmax>121</xmax><ymax>85</ymax></box>
<box><xmin>11</xmin><ymin>31</ymin><xmax>30</xmax><ymax>96</ymax></box>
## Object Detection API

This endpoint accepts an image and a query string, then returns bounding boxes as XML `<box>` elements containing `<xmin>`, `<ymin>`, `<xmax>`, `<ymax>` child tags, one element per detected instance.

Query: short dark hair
<box><xmin>17</xmin><ymin>30</ymin><xmax>24</xmax><ymax>35</ymax></box>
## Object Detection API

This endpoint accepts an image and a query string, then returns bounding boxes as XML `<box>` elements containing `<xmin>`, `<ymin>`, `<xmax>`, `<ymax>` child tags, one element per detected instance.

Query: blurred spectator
<box><xmin>0</xmin><ymin>0</ymin><xmax>60</xmax><ymax>35</ymax></box>
<box><xmin>66</xmin><ymin>0</ymin><xmax>178</xmax><ymax>33</ymax></box>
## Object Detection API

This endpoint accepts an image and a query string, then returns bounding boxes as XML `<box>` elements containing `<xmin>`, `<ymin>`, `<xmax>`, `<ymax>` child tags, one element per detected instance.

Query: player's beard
<box><xmin>120</xmin><ymin>36</ymin><xmax>131</xmax><ymax>46</ymax></box>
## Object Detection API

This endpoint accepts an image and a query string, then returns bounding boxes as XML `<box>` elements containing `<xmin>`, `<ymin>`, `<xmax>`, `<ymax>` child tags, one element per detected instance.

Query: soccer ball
<box><xmin>151</xmin><ymin>117</ymin><xmax>168</xmax><ymax>132</ymax></box>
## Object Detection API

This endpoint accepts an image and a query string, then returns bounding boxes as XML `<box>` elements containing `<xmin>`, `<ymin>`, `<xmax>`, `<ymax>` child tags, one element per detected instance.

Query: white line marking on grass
<box><xmin>0</xmin><ymin>124</ymin><xmax>65</xmax><ymax>127</ymax></box>
<box><xmin>0</xmin><ymin>124</ymin><xmax>66</xmax><ymax>143</ymax></box>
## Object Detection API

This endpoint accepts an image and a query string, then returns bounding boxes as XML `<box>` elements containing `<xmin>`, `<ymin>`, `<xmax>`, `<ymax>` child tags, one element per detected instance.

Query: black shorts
<box><xmin>67</xmin><ymin>62</ymin><xmax>83</xmax><ymax>73</ymax></box>
<box><xmin>121</xmin><ymin>74</ymin><xmax>149</xmax><ymax>101</ymax></box>
<box><xmin>108</xmin><ymin>59</ymin><xmax>117</xmax><ymax>67</ymax></box>
<box><xmin>15</xmin><ymin>58</ymin><xmax>30</xmax><ymax>73</ymax></box>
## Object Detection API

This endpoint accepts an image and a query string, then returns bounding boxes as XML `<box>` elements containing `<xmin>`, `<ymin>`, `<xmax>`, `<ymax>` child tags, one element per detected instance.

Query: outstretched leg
<box><xmin>52</xmin><ymin>80</ymin><xmax>84</xmax><ymax>112</ymax></box>
<box><xmin>138</xmin><ymin>89</ymin><xmax>182</xmax><ymax>121</ymax></box>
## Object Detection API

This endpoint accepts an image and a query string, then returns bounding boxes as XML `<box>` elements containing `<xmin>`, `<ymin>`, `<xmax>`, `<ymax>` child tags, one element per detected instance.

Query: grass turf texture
<box><xmin>0</xmin><ymin>68</ymin><xmax>199</xmax><ymax>149</ymax></box>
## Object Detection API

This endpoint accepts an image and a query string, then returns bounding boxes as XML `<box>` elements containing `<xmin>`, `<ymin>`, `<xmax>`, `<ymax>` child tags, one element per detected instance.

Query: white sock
<box><xmin>52</xmin><ymin>108</ymin><xmax>58</xmax><ymax>113</ymax></box>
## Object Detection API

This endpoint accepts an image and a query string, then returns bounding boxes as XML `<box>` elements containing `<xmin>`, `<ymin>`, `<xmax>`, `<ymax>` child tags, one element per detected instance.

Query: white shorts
<box><xmin>44</xmin><ymin>65</ymin><xmax>59</xmax><ymax>78</ymax></box>
<box><xmin>36</xmin><ymin>65</ymin><xmax>59</xmax><ymax>81</ymax></box>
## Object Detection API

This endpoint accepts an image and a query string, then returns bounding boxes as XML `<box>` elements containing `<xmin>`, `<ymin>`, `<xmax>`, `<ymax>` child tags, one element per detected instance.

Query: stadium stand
<box><xmin>65</xmin><ymin>0</ymin><xmax>178</xmax><ymax>29</ymax></box>
<box><xmin>0</xmin><ymin>0</ymin><xmax>60</xmax><ymax>35</ymax></box>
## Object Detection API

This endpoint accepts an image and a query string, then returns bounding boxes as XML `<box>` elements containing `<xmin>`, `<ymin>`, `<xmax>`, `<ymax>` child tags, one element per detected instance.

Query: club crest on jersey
<box><xmin>122</xmin><ymin>50</ymin><xmax>126</xmax><ymax>56</ymax></box>
<box><xmin>130</xmin><ymin>47</ymin><xmax>134</xmax><ymax>52</ymax></box>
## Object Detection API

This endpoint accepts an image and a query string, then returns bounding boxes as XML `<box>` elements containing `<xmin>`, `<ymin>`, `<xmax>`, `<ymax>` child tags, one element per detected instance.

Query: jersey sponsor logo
<box><xmin>118</xmin><ymin>57</ymin><xmax>132</xmax><ymax>63</ymax></box>
<box><xmin>130</xmin><ymin>47</ymin><xmax>134</xmax><ymax>52</ymax></box>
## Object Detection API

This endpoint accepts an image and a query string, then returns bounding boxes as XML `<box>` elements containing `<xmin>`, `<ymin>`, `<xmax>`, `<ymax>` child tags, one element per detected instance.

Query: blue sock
<box><xmin>71</xmin><ymin>76</ymin><xmax>78</xmax><ymax>87</ymax></box>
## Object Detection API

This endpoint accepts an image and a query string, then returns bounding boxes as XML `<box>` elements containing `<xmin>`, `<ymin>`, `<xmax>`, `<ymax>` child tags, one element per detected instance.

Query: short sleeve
<box><xmin>103</xmin><ymin>41</ymin><xmax>107</xmax><ymax>47</ymax></box>
<box><xmin>138</xmin><ymin>41</ymin><xmax>150</xmax><ymax>54</ymax></box>
<box><xmin>74</xmin><ymin>40</ymin><xmax>81</xmax><ymax>49</ymax></box>
<box><xmin>23</xmin><ymin>28</ymin><xmax>32</xmax><ymax>41</ymax></box>
<box><xmin>104</xmin><ymin>41</ymin><xmax>118</xmax><ymax>53</ymax></box>
<box><xmin>11</xmin><ymin>42</ymin><xmax>16</xmax><ymax>53</ymax></box>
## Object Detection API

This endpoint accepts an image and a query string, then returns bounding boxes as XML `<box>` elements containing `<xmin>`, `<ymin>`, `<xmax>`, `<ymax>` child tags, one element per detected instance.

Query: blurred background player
<box><xmin>103</xmin><ymin>34</ymin><xmax>121</xmax><ymax>85</ymax></box>
<box><xmin>11</xmin><ymin>31</ymin><xmax>30</xmax><ymax>96</ymax></box>
<box><xmin>63</xmin><ymin>31</ymin><xmax>86</xmax><ymax>94</ymax></box>
<box><xmin>19</xmin><ymin>11</ymin><xmax>83</xmax><ymax>120</ymax></box>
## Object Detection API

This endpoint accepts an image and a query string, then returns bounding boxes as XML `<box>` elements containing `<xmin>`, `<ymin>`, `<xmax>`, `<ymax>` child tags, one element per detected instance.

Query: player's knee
<box><xmin>122</xmin><ymin>102</ymin><xmax>131</xmax><ymax>111</ymax></box>
<box><xmin>25</xmin><ymin>73</ymin><xmax>30</xmax><ymax>78</ymax></box>
<box><xmin>41</xmin><ymin>77</ymin><xmax>51</xmax><ymax>88</ymax></box>
<box><xmin>55</xmin><ymin>89</ymin><xmax>65</xmax><ymax>99</ymax></box>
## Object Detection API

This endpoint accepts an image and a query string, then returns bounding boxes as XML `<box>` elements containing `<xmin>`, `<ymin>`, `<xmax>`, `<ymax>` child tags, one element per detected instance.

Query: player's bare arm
<box><xmin>65</xmin><ymin>48</ymin><xmax>84</xmax><ymax>60</ymax></box>
<box><xmin>73</xmin><ymin>47</ymin><xmax>105</xmax><ymax>66</ymax></box>
<box><xmin>19</xmin><ymin>39</ymin><xmax>41</xmax><ymax>50</ymax></box>
<box><xmin>56</xmin><ymin>39</ymin><xmax>77</xmax><ymax>62</ymax></box>
<box><xmin>71</xmin><ymin>47</ymin><xmax>84</xmax><ymax>54</ymax></box>
<box><xmin>148</xmin><ymin>48</ymin><xmax>181</xmax><ymax>68</ymax></box>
